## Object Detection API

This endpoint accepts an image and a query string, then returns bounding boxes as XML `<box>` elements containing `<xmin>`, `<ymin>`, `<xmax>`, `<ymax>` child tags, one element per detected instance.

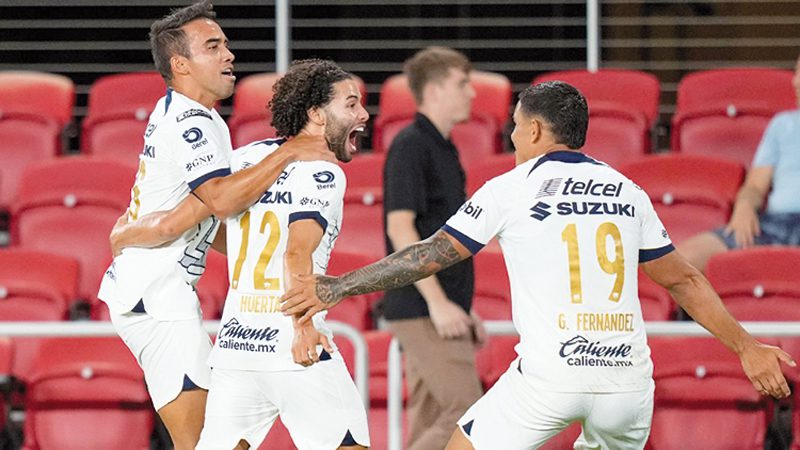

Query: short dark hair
<box><xmin>270</xmin><ymin>59</ymin><xmax>352</xmax><ymax>137</ymax></box>
<box><xmin>149</xmin><ymin>0</ymin><xmax>216</xmax><ymax>83</ymax></box>
<box><xmin>519</xmin><ymin>81</ymin><xmax>588</xmax><ymax>149</ymax></box>
<box><xmin>404</xmin><ymin>46</ymin><xmax>471</xmax><ymax>105</ymax></box>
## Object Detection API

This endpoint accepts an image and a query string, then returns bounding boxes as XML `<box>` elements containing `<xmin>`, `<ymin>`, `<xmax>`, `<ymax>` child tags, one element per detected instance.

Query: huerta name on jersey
<box><xmin>444</xmin><ymin>151</ymin><xmax>673</xmax><ymax>393</ymax></box>
<box><xmin>98</xmin><ymin>89</ymin><xmax>232</xmax><ymax>320</ymax></box>
<box><xmin>208</xmin><ymin>138</ymin><xmax>347</xmax><ymax>372</ymax></box>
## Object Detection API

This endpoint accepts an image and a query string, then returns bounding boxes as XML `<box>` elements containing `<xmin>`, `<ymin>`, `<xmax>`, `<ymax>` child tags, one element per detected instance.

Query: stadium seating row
<box><xmin>0</xmin><ymin>67</ymin><xmax>794</xmax><ymax>214</ymax></box>
<box><xmin>2</xmin><ymin>328</ymin><xmax>800</xmax><ymax>449</ymax></box>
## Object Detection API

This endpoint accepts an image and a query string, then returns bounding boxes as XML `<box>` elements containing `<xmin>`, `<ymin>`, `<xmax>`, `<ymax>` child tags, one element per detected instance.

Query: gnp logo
<box><xmin>182</xmin><ymin>127</ymin><xmax>203</xmax><ymax>143</ymax></box>
<box><xmin>313</xmin><ymin>171</ymin><xmax>335</xmax><ymax>184</ymax></box>
<box><xmin>529</xmin><ymin>201</ymin><xmax>551</xmax><ymax>221</ymax></box>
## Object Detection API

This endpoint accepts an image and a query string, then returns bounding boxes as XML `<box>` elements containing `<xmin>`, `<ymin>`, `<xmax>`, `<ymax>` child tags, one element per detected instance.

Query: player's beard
<box><xmin>324</xmin><ymin>115</ymin><xmax>353</xmax><ymax>163</ymax></box>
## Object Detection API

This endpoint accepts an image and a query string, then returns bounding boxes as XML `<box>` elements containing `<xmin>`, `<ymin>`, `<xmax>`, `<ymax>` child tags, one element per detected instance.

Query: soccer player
<box><xmin>195</xmin><ymin>58</ymin><xmax>370</xmax><ymax>450</ymax></box>
<box><xmin>98</xmin><ymin>2</ymin><xmax>330</xmax><ymax>449</ymax></box>
<box><xmin>281</xmin><ymin>81</ymin><xmax>795</xmax><ymax>450</ymax></box>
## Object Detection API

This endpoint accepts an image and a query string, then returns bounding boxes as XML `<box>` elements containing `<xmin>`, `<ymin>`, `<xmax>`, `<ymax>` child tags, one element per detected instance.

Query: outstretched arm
<box><xmin>642</xmin><ymin>250</ymin><xmax>795</xmax><ymax>399</ymax></box>
<box><xmin>281</xmin><ymin>229</ymin><xmax>473</xmax><ymax>322</ymax></box>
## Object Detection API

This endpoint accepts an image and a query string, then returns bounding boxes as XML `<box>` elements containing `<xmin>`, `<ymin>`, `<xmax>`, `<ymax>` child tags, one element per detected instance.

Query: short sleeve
<box><xmin>751</xmin><ymin>114</ymin><xmax>783</xmax><ymax>168</ymax></box>
<box><xmin>168</xmin><ymin>113</ymin><xmax>231</xmax><ymax>190</ymax></box>
<box><xmin>636</xmin><ymin>186</ymin><xmax>674</xmax><ymax>262</ymax></box>
<box><xmin>442</xmin><ymin>182</ymin><xmax>505</xmax><ymax>254</ymax></box>
<box><xmin>288</xmin><ymin>162</ymin><xmax>346</xmax><ymax>231</ymax></box>
<box><xmin>383</xmin><ymin>138</ymin><xmax>427</xmax><ymax>214</ymax></box>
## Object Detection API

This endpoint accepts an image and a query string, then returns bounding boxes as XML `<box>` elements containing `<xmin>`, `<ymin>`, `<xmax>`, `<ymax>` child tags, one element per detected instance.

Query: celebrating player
<box><xmin>98</xmin><ymin>2</ymin><xmax>330</xmax><ymax>448</ymax></box>
<box><xmin>281</xmin><ymin>81</ymin><xmax>794</xmax><ymax>450</ymax></box>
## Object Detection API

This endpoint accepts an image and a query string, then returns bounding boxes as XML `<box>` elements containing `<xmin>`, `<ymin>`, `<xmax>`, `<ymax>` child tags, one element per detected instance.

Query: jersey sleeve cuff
<box><xmin>188</xmin><ymin>168</ymin><xmax>231</xmax><ymax>191</ymax></box>
<box><xmin>441</xmin><ymin>224</ymin><xmax>484</xmax><ymax>255</ymax></box>
<box><xmin>289</xmin><ymin>211</ymin><xmax>328</xmax><ymax>230</ymax></box>
<box><xmin>639</xmin><ymin>244</ymin><xmax>675</xmax><ymax>263</ymax></box>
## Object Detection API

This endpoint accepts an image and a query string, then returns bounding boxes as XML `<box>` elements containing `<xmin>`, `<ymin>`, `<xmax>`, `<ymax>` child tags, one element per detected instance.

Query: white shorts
<box><xmin>109</xmin><ymin>308</ymin><xmax>212</xmax><ymax>411</ymax></box>
<box><xmin>457</xmin><ymin>359</ymin><xmax>654</xmax><ymax>450</ymax></box>
<box><xmin>197</xmin><ymin>357</ymin><xmax>370</xmax><ymax>450</ymax></box>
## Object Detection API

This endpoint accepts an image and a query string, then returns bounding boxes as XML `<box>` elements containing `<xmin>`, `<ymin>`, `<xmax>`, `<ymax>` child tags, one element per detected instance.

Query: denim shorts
<box><xmin>713</xmin><ymin>213</ymin><xmax>800</xmax><ymax>249</ymax></box>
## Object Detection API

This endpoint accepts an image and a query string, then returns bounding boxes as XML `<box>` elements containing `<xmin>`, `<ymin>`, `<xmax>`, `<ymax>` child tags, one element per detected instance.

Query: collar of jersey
<box><xmin>527</xmin><ymin>150</ymin><xmax>599</xmax><ymax>177</ymax></box>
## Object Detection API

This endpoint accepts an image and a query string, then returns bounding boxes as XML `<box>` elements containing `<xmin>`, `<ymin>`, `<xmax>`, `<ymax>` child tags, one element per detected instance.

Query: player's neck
<box><xmin>417</xmin><ymin>108</ymin><xmax>456</xmax><ymax>139</ymax></box>
<box><xmin>170</xmin><ymin>80</ymin><xmax>215</xmax><ymax>110</ymax></box>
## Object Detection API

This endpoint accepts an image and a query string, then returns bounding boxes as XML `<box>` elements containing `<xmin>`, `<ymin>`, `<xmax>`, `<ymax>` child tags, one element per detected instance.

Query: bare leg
<box><xmin>157</xmin><ymin>389</ymin><xmax>208</xmax><ymax>450</ymax></box>
<box><xmin>339</xmin><ymin>445</ymin><xmax>369</xmax><ymax>449</ymax></box>
<box><xmin>445</xmin><ymin>427</ymin><xmax>475</xmax><ymax>450</ymax></box>
<box><xmin>676</xmin><ymin>232</ymin><xmax>728</xmax><ymax>272</ymax></box>
<box><xmin>233</xmin><ymin>439</ymin><xmax>250</xmax><ymax>450</ymax></box>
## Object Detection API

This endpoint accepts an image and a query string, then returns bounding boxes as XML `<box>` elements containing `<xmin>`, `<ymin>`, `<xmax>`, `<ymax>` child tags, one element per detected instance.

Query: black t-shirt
<box><xmin>380</xmin><ymin>113</ymin><xmax>474</xmax><ymax>320</ymax></box>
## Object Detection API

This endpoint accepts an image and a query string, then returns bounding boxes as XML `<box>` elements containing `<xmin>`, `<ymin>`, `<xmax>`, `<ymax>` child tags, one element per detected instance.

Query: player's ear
<box><xmin>307</xmin><ymin>106</ymin><xmax>326</xmax><ymax>126</ymax></box>
<box><xmin>170</xmin><ymin>55</ymin><xmax>190</xmax><ymax>77</ymax></box>
<box><xmin>529</xmin><ymin>117</ymin><xmax>543</xmax><ymax>144</ymax></box>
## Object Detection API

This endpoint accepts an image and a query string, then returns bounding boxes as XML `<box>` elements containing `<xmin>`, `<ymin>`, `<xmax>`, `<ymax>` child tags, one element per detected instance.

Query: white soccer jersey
<box><xmin>445</xmin><ymin>151</ymin><xmax>673</xmax><ymax>393</ymax></box>
<box><xmin>208</xmin><ymin>139</ymin><xmax>346</xmax><ymax>371</ymax></box>
<box><xmin>98</xmin><ymin>89</ymin><xmax>232</xmax><ymax>319</ymax></box>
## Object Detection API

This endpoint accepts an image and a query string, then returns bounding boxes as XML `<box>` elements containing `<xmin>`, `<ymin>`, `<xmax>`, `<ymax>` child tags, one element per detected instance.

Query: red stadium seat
<box><xmin>195</xmin><ymin>249</ymin><xmax>229</xmax><ymax>320</ymax></box>
<box><xmin>0</xmin><ymin>249</ymin><xmax>78</xmax><ymax>382</ymax></box>
<box><xmin>373</xmin><ymin>71</ymin><xmax>511</xmax><ymax>156</ymax></box>
<box><xmin>472</xmin><ymin>250</ymin><xmax>511</xmax><ymax>321</ymax></box>
<box><xmin>474</xmin><ymin>335</ymin><xmax>518</xmax><ymax>390</ymax></box>
<box><xmin>258</xmin><ymin>418</ymin><xmax>297</xmax><ymax>450</ymax></box>
<box><xmin>466</xmin><ymin>152</ymin><xmax>515</xmax><ymax>196</ymax></box>
<box><xmin>0</xmin><ymin>71</ymin><xmax>74</xmax><ymax>212</ymax></box>
<box><xmin>620</xmin><ymin>154</ymin><xmax>745</xmax><ymax>244</ymax></box>
<box><xmin>648</xmin><ymin>337</ymin><xmax>771</xmax><ymax>450</ymax></box>
<box><xmin>81</xmin><ymin>72</ymin><xmax>166</xmax><ymax>167</ymax></box>
<box><xmin>335</xmin><ymin>204</ymin><xmax>385</xmax><ymax>260</ymax></box>
<box><xmin>671</xmin><ymin>68</ymin><xmax>795</xmax><ymax>165</ymax></box>
<box><xmin>326</xmin><ymin>250</ymin><xmax>380</xmax><ymax>331</ymax></box>
<box><xmin>22</xmin><ymin>337</ymin><xmax>152</xmax><ymax>450</ymax></box>
<box><xmin>229</xmin><ymin>73</ymin><xmax>367</xmax><ymax>148</ymax></box>
<box><xmin>11</xmin><ymin>158</ymin><xmax>132</xmax><ymax>307</ymax></box>
<box><xmin>534</xmin><ymin>69</ymin><xmax>659</xmax><ymax>157</ymax></box>
<box><xmin>341</xmin><ymin>153</ymin><xmax>385</xmax><ymax>206</ymax></box>
<box><xmin>533</xmin><ymin>69</ymin><xmax>661</xmax><ymax>129</ymax></box>
<box><xmin>539</xmin><ymin>423</ymin><xmax>582</xmax><ymax>450</ymax></box>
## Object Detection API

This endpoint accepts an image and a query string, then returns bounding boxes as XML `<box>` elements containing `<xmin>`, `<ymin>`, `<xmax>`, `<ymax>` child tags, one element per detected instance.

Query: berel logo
<box><xmin>313</xmin><ymin>171</ymin><xmax>335</xmax><ymax>184</ymax></box>
<box><xmin>182</xmin><ymin>127</ymin><xmax>203</xmax><ymax>143</ymax></box>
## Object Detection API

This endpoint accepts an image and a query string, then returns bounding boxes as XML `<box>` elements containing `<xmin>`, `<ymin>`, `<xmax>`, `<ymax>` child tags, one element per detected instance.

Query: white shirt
<box><xmin>208</xmin><ymin>139</ymin><xmax>346</xmax><ymax>371</ymax></box>
<box><xmin>98</xmin><ymin>89</ymin><xmax>232</xmax><ymax>320</ymax></box>
<box><xmin>445</xmin><ymin>151</ymin><xmax>673</xmax><ymax>393</ymax></box>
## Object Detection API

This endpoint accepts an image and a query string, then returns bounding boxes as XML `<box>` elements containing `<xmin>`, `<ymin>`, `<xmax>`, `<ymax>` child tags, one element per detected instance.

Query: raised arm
<box><xmin>641</xmin><ymin>250</ymin><xmax>795</xmax><ymax>398</ymax></box>
<box><xmin>281</xmin><ymin>229</ymin><xmax>473</xmax><ymax>322</ymax></box>
<box><xmin>193</xmin><ymin>135</ymin><xmax>333</xmax><ymax>219</ymax></box>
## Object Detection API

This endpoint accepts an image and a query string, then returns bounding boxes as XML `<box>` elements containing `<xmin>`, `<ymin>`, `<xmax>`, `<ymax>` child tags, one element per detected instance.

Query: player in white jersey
<box><xmin>195</xmin><ymin>59</ymin><xmax>370</xmax><ymax>450</ymax></box>
<box><xmin>98</xmin><ymin>2</ymin><xmax>331</xmax><ymax>449</ymax></box>
<box><xmin>281</xmin><ymin>81</ymin><xmax>795</xmax><ymax>450</ymax></box>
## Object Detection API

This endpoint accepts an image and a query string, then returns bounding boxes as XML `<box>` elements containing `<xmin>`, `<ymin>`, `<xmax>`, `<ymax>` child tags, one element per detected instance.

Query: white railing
<box><xmin>0</xmin><ymin>320</ymin><xmax>370</xmax><ymax>410</ymax></box>
<box><xmin>386</xmin><ymin>320</ymin><xmax>800</xmax><ymax>450</ymax></box>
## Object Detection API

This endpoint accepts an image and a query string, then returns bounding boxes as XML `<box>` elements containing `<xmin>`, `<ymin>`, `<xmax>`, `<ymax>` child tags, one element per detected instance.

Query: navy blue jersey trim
<box><xmin>188</xmin><ymin>168</ymin><xmax>231</xmax><ymax>191</ymax></box>
<box><xmin>289</xmin><ymin>211</ymin><xmax>328</xmax><ymax>230</ymax></box>
<box><xmin>441</xmin><ymin>224</ymin><xmax>484</xmax><ymax>255</ymax></box>
<box><xmin>639</xmin><ymin>244</ymin><xmax>675</xmax><ymax>263</ymax></box>
<box><xmin>528</xmin><ymin>150</ymin><xmax>601</xmax><ymax>177</ymax></box>
<box><xmin>256</xmin><ymin>137</ymin><xmax>287</xmax><ymax>146</ymax></box>
<box><xmin>164</xmin><ymin>88</ymin><xmax>173</xmax><ymax>115</ymax></box>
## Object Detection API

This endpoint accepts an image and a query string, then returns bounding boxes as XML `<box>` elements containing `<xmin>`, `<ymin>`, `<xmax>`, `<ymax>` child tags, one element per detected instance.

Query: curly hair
<box><xmin>149</xmin><ymin>0</ymin><xmax>216</xmax><ymax>83</ymax></box>
<box><xmin>270</xmin><ymin>59</ymin><xmax>352</xmax><ymax>137</ymax></box>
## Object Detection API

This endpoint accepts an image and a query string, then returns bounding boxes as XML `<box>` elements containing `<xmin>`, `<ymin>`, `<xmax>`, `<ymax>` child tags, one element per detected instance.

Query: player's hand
<box><xmin>109</xmin><ymin>211</ymin><xmax>130</xmax><ymax>257</ymax></box>
<box><xmin>283</xmin><ymin>134</ymin><xmax>336</xmax><ymax>164</ymax></box>
<box><xmin>739</xmin><ymin>341</ymin><xmax>795</xmax><ymax>399</ymax></box>
<box><xmin>470</xmin><ymin>310</ymin><xmax>488</xmax><ymax>349</ymax></box>
<box><xmin>291</xmin><ymin>320</ymin><xmax>334</xmax><ymax>367</ymax></box>
<box><xmin>281</xmin><ymin>274</ymin><xmax>343</xmax><ymax>324</ymax></box>
<box><xmin>724</xmin><ymin>205</ymin><xmax>760</xmax><ymax>248</ymax></box>
<box><xmin>428</xmin><ymin>299</ymin><xmax>473</xmax><ymax>339</ymax></box>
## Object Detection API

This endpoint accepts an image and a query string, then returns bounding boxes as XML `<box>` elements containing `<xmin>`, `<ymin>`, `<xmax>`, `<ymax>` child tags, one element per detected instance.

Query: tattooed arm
<box><xmin>281</xmin><ymin>229</ymin><xmax>473</xmax><ymax>322</ymax></box>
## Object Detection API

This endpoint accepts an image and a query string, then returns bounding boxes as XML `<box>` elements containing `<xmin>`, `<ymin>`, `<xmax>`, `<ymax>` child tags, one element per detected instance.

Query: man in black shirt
<box><xmin>381</xmin><ymin>46</ymin><xmax>485</xmax><ymax>450</ymax></box>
